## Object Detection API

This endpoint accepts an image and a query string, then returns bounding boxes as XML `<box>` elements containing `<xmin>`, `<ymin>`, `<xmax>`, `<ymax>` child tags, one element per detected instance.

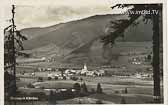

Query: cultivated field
<box><xmin>14</xmin><ymin>72</ymin><xmax>163</xmax><ymax>104</ymax></box>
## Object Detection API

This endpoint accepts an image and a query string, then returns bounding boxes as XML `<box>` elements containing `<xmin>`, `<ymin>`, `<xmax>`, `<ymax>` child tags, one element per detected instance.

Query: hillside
<box><xmin>20</xmin><ymin>14</ymin><xmax>153</xmax><ymax>65</ymax></box>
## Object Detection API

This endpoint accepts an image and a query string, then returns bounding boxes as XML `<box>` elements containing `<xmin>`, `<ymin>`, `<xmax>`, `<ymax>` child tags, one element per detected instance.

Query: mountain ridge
<box><xmin>20</xmin><ymin>14</ymin><xmax>153</xmax><ymax>65</ymax></box>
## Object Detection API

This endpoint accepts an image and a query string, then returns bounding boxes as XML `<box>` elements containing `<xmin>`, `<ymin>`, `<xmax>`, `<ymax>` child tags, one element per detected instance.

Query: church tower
<box><xmin>83</xmin><ymin>63</ymin><xmax>87</xmax><ymax>71</ymax></box>
<box><xmin>81</xmin><ymin>63</ymin><xmax>88</xmax><ymax>74</ymax></box>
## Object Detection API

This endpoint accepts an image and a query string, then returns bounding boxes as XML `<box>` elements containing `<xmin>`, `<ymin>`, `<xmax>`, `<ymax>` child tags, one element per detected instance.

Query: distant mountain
<box><xmin>20</xmin><ymin>14</ymin><xmax>153</xmax><ymax>65</ymax></box>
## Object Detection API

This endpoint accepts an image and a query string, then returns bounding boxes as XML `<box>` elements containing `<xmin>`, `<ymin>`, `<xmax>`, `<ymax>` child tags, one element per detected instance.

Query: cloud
<box><xmin>13</xmin><ymin>1</ymin><xmax>127</xmax><ymax>29</ymax></box>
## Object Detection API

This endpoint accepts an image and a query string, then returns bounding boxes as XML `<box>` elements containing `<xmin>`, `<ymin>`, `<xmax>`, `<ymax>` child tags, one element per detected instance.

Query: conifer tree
<box><xmin>102</xmin><ymin>4</ymin><xmax>162</xmax><ymax>103</ymax></box>
<box><xmin>4</xmin><ymin>5</ymin><xmax>27</xmax><ymax>98</ymax></box>
<box><xmin>96</xmin><ymin>83</ymin><xmax>103</xmax><ymax>93</ymax></box>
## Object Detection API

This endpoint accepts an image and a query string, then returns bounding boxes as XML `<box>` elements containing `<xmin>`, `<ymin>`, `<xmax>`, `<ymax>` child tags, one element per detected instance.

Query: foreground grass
<box><xmin>14</xmin><ymin>75</ymin><xmax>163</xmax><ymax>104</ymax></box>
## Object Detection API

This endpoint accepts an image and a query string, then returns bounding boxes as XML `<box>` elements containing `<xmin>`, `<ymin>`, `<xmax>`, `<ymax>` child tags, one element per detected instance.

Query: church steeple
<box><xmin>84</xmin><ymin>63</ymin><xmax>87</xmax><ymax>71</ymax></box>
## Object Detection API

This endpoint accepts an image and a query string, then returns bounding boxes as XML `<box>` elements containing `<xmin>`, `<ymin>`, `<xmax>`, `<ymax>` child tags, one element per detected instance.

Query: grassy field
<box><xmin>14</xmin><ymin>74</ymin><xmax>164</xmax><ymax>104</ymax></box>
<box><xmin>13</xmin><ymin>61</ymin><xmax>164</xmax><ymax>104</ymax></box>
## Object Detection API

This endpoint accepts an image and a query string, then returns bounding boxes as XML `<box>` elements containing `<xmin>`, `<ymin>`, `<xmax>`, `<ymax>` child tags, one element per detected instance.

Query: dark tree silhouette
<box><xmin>101</xmin><ymin>4</ymin><xmax>162</xmax><ymax>103</ymax></box>
<box><xmin>48</xmin><ymin>77</ymin><xmax>52</xmax><ymax>80</ymax></box>
<box><xmin>96</xmin><ymin>83</ymin><xmax>103</xmax><ymax>93</ymax></box>
<box><xmin>81</xmin><ymin>82</ymin><xmax>88</xmax><ymax>93</ymax></box>
<box><xmin>37</xmin><ymin>77</ymin><xmax>43</xmax><ymax>82</ymax></box>
<box><xmin>4</xmin><ymin>5</ymin><xmax>27</xmax><ymax>99</ymax></box>
<box><xmin>55</xmin><ymin>76</ymin><xmax>58</xmax><ymax>80</ymax></box>
<box><xmin>59</xmin><ymin>68</ymin><xmax>66</xmax><ymax>77</ymax></box>
<box><xmin>147</xmin><ymin>54</ymin><xmax>152</xmax><ymax>61</ymax></box>
<box><xmin>124</xmin><ymin>87</ymin><xmax>128</xmax><ymax>94</ymax></box>
<box><xmin>73</xmin><ymin>83</ymin><xmax>81</xmax><ymax>93</ymax></box>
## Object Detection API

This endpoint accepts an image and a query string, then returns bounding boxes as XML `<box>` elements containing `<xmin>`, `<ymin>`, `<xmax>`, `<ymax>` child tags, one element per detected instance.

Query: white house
<box><xmin>47</xmin><ymin>68</ymin><xmax>52</xmax><ymax>71</ymax></box>
<box><xmin>65</xmin><ymin>69</ymin><xmax>76</xmax><ymax>75</ymax></box>
<box><xmin>47</xmin><ymin>73</ymin><xmax>55</xmax><ymax>79</ymax></box>
<box><xmin>86</xmin><ymin>71</ymin><xmax>96</xmax><ymax>76</ymax></box>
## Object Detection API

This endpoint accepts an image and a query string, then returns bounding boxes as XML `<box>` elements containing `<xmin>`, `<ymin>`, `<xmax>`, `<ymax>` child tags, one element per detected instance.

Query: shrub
<box><xmin>114</xmin><ymin>90</ymin><xmax>119</xmax><ymax>94</ymax></box>
<box><xmin>48</xmin><ymin>77</ymin><xmax>52</xmax><ymax>80</ymax></box>
<box><xmin>27</xmin><ymin>83</ymin><xmax>34</xmax><ymax>88</ymax></box>
<box><xmin>37</xmin><ymin>77</ymin><xmax>43</xmax><ymax>82</ymax></box>
<box><xmin>55</xmin><ymin>76</ymin><xmax>58</xmax><ymax>80</ymax></box>
<box><xmin>147</xmin><ymin>54</ymin><xmax>152</xmax><ymax>61</ymax></box>
<box><xmin>73</xmin><ymin>83</ymin><xmax>81</xmax><ymax>94</ymax></box>
<box><xmin>70</xmin><ymin>76</ymin><xmax>78</xmax><ymax>81</ymax></box>
<box><xmin>63</xmin><ymin>76</ymin><xmax>66</xmax><ymax>80</ymax></box>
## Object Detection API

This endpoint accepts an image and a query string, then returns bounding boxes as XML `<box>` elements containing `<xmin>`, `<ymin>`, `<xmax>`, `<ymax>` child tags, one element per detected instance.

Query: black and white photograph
<box><xmin>2</xmin><ymin>0</ymin><xmax>167</xmax><ymax>104</ymax></box>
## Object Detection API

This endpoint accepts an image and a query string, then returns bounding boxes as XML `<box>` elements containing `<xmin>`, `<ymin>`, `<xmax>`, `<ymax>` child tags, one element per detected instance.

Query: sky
<box><xmin>4</xmin><ymin>0</ymin><xmax>129</xmax><ymax>29</ymax></box>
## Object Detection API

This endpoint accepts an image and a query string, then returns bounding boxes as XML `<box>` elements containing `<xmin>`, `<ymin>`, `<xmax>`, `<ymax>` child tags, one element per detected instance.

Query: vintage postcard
<box><xmin>1</xmin><ymin>0</ymin><xmax>167</xmax><ymax>105</ymax></box>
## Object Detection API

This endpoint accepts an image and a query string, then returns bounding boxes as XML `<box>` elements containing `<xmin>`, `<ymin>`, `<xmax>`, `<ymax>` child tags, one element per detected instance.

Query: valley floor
<box><xmin>5</xmin><ymin>75</ymin><xmax>163</xmax><ymax>104</ymax></box>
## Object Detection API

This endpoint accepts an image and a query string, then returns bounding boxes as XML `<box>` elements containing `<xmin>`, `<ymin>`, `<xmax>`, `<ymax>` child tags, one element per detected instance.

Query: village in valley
<box><xmin>7</xmin><ymin>46</ymin><xmax>158</xmax><ymax>104</ymax></box>
<box><xmin>5</xmin><ymin>39</ymin><xmax>163</xmax><ymax>105</ymax></box>
<box><xmin>4</xmin><ymin>3</ymin><xmax>163</xmax><ymax>105</ymax></box>
<box><xmin>4</xmin><ymin>38</ymin><xmax>161</xmax><ymax>104</ymax></box>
